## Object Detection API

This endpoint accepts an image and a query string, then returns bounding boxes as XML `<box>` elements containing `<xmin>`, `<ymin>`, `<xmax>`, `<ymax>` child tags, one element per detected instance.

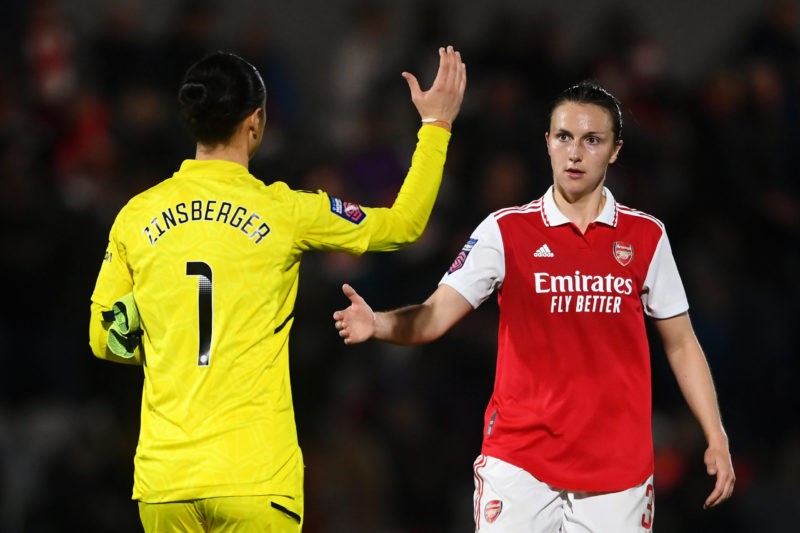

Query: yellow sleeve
<box><xmin>295</xmin><ymin>124</ymin><xmax>451</xmax><ymax>253</ymax></box>
<box><xmin>365</xmin><ymin>124</ymin><xmax>451</xmax><ymax>251</ymax></box>
<box><xmin>88</xmin><ymin>210</ymin><xmax>143</xmax><ymax>365</ymax></box>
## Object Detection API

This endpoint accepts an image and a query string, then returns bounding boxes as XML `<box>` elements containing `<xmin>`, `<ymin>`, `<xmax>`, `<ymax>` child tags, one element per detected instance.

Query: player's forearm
<box><xmin>89</xmin><ymin>303</ymin><xmax>143</xmax><ymax>366</ymax></box>
<box><xmin>667</xmin><ymin>342</ymin><xmax>727</xmax><ymax>444</ymax></box>
<box><xmin>374</xmin><ymin>303</ymin><xmax>446</xmax><ymax>345</ymax></box>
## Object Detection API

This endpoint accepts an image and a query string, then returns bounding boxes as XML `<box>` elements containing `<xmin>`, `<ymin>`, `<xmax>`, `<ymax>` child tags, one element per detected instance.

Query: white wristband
<box><xmin>420</xmin><ymin>117</ymin><xmax>441</xmax><ymax>123</ymax></box>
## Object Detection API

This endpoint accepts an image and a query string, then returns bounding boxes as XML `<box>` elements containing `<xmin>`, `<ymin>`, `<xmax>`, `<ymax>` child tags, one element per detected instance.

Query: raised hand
<box><xmin>333</xmin><ymin>284</ymin><xmax>376</xmax><ymax>345</ymax></box>
<box><xmin>403</xmin><ymin>45</ymin><xmax>467</xmax><ymax>128</ymax></box>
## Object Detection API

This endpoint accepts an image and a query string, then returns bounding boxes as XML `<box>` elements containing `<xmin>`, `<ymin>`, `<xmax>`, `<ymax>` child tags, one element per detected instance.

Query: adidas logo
<box><xmin>534</xmin><ymin>244</ymin><xmax>555</xmax><ymax>258</ymax></box>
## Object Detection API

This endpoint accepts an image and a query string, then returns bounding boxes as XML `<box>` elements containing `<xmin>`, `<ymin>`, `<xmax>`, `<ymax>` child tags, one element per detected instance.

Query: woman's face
<box><xmin>545</xmin><ymin>102</ymin><xmax>622</xmax><ymax>200</ymax></box>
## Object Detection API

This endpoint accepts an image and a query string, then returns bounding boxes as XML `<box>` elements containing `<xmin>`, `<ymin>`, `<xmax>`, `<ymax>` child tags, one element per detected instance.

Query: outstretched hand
<box><xmin>333</xmin><ymin>284</ymin><xmax>376</xmax><ymax>345</ymax></box>
<box><xmin>403</xmin><ymin>45</ymin><xmax>467</xmax><ymax>128</ymax></box>
<box><xmin>703</xmin><ymin>444</ymin><xmax>736</xmax><ymax>509</ymax></box>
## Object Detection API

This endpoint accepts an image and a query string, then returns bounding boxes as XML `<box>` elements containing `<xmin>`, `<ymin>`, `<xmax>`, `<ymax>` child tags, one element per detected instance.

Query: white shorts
<box><xmin>473</xmin><ymin>455</ymin><xmax>655</xmax><ymax>532</ymax></box>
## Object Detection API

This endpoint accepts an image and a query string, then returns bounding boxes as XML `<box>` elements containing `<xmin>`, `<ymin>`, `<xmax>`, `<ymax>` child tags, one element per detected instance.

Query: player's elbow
<box><xmin>89</xmin><ymin>339</ymin><xmax>104</xmax><ymax>360</ymax></box>
<box><xmin>89</xmin><ymin>334</ymin><xmax>117</xmax><ymax>362</ymax></box>
<box><xmin>88</xmin><ymin>318</ymin><xmax>112</xmax><ymax>361</ymax></box>
<box><xmin>369</xmin><ymin>224</ymin><xmax>426</xmax><ymax>252</ymax></box>
<box><xmin>392</xmin><ymin>217</ymin><xmax>427</xmax><ymax>249</ymax></box>
<box><xmin>386</xmin><ymin>202</ymin><xmax>431</xmax><ymax>246</ymax></box>
<box><xmin>89</xmin><ymin>304</ymin><xmax>108</xmax><ymax>356</ymax></box>
<box><xmin>397</xmin><ymin>230</ymin><xmax>424</xmax><ymax>249</ymax></box>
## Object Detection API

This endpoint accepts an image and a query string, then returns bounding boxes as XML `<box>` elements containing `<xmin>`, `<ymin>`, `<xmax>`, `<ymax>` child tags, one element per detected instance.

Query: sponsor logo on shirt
<box><xmin>613</xmin><ymin>241</ymin><xmax>634</xmax><ymax>266</ymax></box>
<box><xmin>534</xmin><ymin>244</ymin><xmax>554</xmax><ymax>258</ymax></box>
<box><xmin>329</xmin><ymin>195</ymin><xmax>366</xmax><ymax>224</ymax></box>
<box><xmin>484</xmin><ymin>499</ymin><xmax>503</xmax><ymax>524</ymax></box>
<box><xmin>534</xmin><ymin>271</ymin><xmax>634</xmax><ymax>314</ymax></box>
<box><xmin>448</xmin><ymin>238</ymin><xmax>477</xmax><ymax>274</ymax></box>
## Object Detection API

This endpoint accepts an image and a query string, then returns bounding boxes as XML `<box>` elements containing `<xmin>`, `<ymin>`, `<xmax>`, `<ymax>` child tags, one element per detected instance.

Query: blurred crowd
<box><xmin>1</xmin><ymin>0</ymin><xmax>798</xmax><ymax>531</ymax></box>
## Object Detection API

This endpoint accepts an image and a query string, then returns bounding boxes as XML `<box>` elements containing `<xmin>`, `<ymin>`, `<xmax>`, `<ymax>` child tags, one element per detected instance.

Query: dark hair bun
<box><xmin>179</xmin><ymin>82</ymin><xmax>208</xmax><ymax>108</ymax></box>
<box><xmin>178</xmin><ymin>51</ymin><xmax>266</xmax><ymax>144</ymax></box>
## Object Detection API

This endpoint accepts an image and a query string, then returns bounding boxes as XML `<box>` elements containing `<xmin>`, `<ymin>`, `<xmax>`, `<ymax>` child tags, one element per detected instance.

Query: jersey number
<box><xmin>641</xmin><ymin>483</ymin><xmax>654</xmax><ymax>529</ymax></box>
<box><xmin>186</xmin><ymin>261</ymin><xmax>213</xmax><ymax>366</ymax></box>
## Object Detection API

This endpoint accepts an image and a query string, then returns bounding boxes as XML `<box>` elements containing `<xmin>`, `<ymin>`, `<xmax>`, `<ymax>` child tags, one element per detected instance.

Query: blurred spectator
<box><xmin>324</xmin><ymin>2</ymin><xmax>401</xmax><ymax>150</ymax></box>
<box><xmin>88</xmin><ymin>3</ymin><xmax>155</xmax><ymax>100</ymax></box>
<box><xmin>152</xmin><ymin>0</ymin><xmax>220</xmax><ymax>93</ymax></box>
<box><xmin>22</xmin><ymin>0</ymin><xmax>78</xmax><ymax>112</ymax></box>
<box><xmin>111</xmin><ymin>83</ymin><xmax>187</xmax><ymax>196</ymax></box>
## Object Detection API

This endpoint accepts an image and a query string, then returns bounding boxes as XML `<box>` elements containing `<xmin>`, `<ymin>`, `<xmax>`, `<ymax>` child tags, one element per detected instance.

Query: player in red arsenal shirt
<box><xmin>333</xmin><ymin>80</ymin><xmax>735</xmax><ymax>532</ymax></box>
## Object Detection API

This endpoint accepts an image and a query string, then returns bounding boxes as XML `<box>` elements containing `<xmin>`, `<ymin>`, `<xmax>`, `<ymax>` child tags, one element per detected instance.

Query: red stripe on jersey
<box><xmin>473</xmin><ymin>455</ymin><xmax>488</xmax><ymax>530</ymax></box>
<box><xmin>617</xmin><ymin>204</ymin><xmax>666</xmax><ymax>231</ymax></box>
<box><xmin>494</xmin><ymin>200</ymin><xmax>541</xmax><ymax>221</ymax></box>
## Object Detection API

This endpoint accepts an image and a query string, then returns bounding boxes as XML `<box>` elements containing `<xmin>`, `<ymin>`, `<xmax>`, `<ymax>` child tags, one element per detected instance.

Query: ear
<box><xmin>244</xmin><ymin>108</ymin><xmax>265</xmax><ymax>144</ymax></box>
<box><xmin>247</xmin><ymin>107</ymin><xmax>262</xmax><ymax>131</ymax></box>
<box><xmin>544</xmin><ymin>132</ymin><xmax>551</xmax><ymax>154</ymax></box>
<box><xmin>609</xmin><ymin>140</ymin><xmax>623</xmax><ymax>164</ymax></box>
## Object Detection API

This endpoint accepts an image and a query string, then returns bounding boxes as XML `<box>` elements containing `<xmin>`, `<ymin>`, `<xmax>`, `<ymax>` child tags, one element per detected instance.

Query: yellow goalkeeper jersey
<box><xmin>89</xmin><ymin>125</ymin><xmax>450</xmax><ymax>512</ymax></box>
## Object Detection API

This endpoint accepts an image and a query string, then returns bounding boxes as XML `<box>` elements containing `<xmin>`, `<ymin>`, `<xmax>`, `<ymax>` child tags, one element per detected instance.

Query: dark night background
<box><xmin>0</xmin><ymin>0</ymin><xmax>798</xmax><ymax>531</ymax></box>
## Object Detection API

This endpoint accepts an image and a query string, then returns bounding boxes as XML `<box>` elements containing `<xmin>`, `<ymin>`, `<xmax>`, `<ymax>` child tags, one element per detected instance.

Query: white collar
<box><xmin>541</xmin><ymin>185</ymin><xmax>618</xmax><ymax>227</ymax></box>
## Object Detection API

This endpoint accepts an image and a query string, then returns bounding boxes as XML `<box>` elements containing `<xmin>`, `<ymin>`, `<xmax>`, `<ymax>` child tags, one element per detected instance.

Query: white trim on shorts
<box><xmin>472</xmin><ymin>455</ymin><xmax>655</xmax><ymax>532</ymax></box>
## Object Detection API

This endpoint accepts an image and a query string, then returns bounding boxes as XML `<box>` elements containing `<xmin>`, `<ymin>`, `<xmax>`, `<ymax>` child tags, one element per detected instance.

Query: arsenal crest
<box><xmin>613</xmin><ymin>241</ymin><xmax>634</xmax><ymax>266</ymax></box>
<box><xmin>484</xmin><ymin>499</ymin><xmax>503</xmax><ymax>524</ymax></box>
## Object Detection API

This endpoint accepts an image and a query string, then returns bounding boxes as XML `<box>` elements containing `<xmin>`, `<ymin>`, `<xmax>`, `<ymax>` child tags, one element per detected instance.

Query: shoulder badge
<box><xmin>448</xmin><ymin>238</ymin><xmax>477</xmax><ymax>274</ymax></box>
<box><xmin>329</xmin><ymin>195</ymin><xmax>366</xmax><ymax>224</ymax></box>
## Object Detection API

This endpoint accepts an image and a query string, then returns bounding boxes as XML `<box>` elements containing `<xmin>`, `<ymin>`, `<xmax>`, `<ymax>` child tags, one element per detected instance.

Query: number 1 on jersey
<box><xmin>186</xmin><ymin>261</ymin><xmax>213</xmax><ymax>366</ymax></box>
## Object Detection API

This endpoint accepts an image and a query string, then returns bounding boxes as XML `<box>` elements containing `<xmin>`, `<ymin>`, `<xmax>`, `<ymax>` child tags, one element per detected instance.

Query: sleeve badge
<box><xmin>447</xmin><ymin>238</ymin><xmax>477</xmax><ymax>274</ymax></box>
<box><xmin>329</xmin><ymin>195</ymin><xmax>366</xmax><ymax>224</ymax></box>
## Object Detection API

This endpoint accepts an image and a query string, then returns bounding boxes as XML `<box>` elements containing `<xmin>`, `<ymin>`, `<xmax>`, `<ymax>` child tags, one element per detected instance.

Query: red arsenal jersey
<box><xmin>441</xmin><ymin>186</ymin><xmax>688</xmax><ymax>492</ymax></box>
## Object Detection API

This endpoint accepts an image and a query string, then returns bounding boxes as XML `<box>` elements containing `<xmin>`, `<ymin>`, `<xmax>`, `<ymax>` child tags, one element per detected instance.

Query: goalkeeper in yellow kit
<box><xmin>88</xmin><ymin>47</ymin><xmax>466</xmax><ymax>532</ymax></box>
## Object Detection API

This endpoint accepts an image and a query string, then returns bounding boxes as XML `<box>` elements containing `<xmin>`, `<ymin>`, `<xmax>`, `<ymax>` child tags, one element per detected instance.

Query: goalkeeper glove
<box><xmin>102</xmin><ymin>292</ymin><xmax>141</xmax><ymax>358</ymax></box>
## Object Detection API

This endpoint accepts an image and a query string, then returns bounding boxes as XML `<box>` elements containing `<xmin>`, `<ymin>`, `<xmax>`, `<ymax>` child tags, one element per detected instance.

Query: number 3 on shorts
<box><xmin>641</xmin><ymin>483</ymin><xmax>654</xmax><ymax>529</ymax></box>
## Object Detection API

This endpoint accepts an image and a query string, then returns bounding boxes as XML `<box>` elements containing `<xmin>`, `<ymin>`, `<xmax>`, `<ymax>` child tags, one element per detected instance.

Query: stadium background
<box><xmin>0</xmin><ymin>0</ymin><xmax>798</xmax><ymax>531</ymax></box>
